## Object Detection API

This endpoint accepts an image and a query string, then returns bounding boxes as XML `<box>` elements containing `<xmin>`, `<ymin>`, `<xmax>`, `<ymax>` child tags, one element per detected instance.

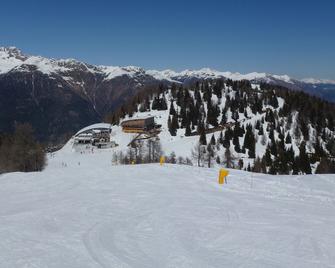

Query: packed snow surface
<box><xmin>1</xmin><ymin>148</ymin><xmax>335</xmax><ymax>267</ymax></box>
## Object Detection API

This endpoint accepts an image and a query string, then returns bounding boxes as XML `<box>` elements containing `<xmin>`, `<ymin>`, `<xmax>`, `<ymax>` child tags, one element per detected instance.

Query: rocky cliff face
<box><xmin>0</xmin><ymin>70</ymin><xmax>100</xmax><ymax>142</ymax></box>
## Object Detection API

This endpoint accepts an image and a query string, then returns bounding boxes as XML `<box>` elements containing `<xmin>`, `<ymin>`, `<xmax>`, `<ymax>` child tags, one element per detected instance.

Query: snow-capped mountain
<box><xmin>1</xmin><ymin>46</ymin><xmax>334</xmax><ymax>91</ymax></box>
<box><xmin>0</xmin><ymin>47</ymin><xmax>140</xmax><ymax>78</ymax></box>
<box><xmin>148</xmin><ymin>68</ymin><xmax>294</xmax><ymax>84</ymax></box>
<box><xmin>147</xmin><ymin>67</ymin><xmax>335</xmax><ymax>87</ymax></box>
<box><xmin>1</xmin><ymin>46</ymin><xmax>334</xmax><ymax>143</ymax></box>
<box><xmin>147</xmin><ymin>68</ymin><xmax>335</xmax><ymax>102</ymax></box>
<box><xmin>0</xmin><ymin>47</ymin><xmax>160</xmax><ymax>142</ymax></box>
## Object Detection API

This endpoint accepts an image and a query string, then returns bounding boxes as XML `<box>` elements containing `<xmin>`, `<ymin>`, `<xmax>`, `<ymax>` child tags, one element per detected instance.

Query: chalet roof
<box><xmin>121</xmin><ymin>116</ymin><xmax>154</xmax><ymax>124</ymax></box>
<box><xmin>75</xmin><ymin>123</ymin><xmax>112</xmax><ymax>136</ymax></box>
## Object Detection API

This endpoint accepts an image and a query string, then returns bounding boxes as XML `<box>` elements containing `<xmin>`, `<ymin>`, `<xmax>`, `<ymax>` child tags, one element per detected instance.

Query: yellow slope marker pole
<box><xmin>218</xmin><ymin>168</ymin><xmax>229</xmax><ymax>185</ymax></box>
<box><xmin>160</xmin><ymin>156</ymin><xmax>165</xmax><ymax>166</ymax></box>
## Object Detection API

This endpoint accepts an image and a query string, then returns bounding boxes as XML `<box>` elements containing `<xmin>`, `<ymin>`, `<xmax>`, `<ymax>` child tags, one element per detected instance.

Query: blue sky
<box><xmin>1</xmin><ymin>0</ymin><xmax>334</xmax><ymax>79</ymax></box>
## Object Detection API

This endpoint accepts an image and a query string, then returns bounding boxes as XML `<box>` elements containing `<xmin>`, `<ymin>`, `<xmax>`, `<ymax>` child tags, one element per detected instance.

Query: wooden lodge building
<box><xmin>121</xmin><ymin>117</ymin><xmax>157</xmax><ymax>133</ymax></box>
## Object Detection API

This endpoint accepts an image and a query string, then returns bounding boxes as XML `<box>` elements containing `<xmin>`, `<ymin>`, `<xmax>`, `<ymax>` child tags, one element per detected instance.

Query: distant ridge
<box><xmin>1</xmin><ymin>46</ymin><xmax>335</xmax><ymax>143</ymax></box>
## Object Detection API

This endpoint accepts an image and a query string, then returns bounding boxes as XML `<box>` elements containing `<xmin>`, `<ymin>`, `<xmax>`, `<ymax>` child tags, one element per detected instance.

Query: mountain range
<box><xmin>1</xmin><ymin>46</ymin><xmax>334</xmax><ymax>143</ymax></box>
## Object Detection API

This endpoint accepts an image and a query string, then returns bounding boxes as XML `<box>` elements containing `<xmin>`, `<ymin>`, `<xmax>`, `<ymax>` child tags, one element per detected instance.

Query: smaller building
<box><xmin>73</xmin><ymin>123</ymin><xmax>116</xmax><ymax>149</ymax></box>
<box><xmin>74</xmin><ymin>133</ymin><xmax>93</xmax><ymax>144</ymax></box>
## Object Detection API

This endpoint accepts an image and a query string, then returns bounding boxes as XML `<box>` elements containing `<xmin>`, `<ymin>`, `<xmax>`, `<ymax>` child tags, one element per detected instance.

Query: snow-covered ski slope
<box><xmin>1</xmin><ymin>148</ymin><xmax>335</xmax><ymax>267</ymax></box>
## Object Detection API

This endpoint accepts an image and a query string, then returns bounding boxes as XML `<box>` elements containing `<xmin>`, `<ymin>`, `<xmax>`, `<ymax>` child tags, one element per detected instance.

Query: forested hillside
<box><xmin>107</xmin><ymin>79</ymin><xmax>335</xmax><ymax>174</ymax></box>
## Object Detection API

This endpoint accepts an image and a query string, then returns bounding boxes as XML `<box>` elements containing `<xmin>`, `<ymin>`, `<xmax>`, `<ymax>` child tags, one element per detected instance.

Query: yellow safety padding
<box><xmin>218</xmin><ymin>168</ymin><xmax>229</xmax><ymax>184</ymax></box>
<box><xmin>160</xmin><ymin>156</ymin><xmax>165</xmax><ymax>166</ymax></box>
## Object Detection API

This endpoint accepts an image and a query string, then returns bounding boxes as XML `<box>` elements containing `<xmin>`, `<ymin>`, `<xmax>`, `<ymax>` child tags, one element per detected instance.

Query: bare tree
<box><xmin>112</xmin><ymin>152</ymin><xmax>118</xmax><ymax>165</ymax></box>
<box><xmin>146</xmin><ymin>139</ymin><xmax>163</xmax><ymax>163</ymax></box>
<box><xmin>205</xmin><ymin>143</ymin><xmax>215</xmax><ymax>168</ymax></box>
<box><xmin>136</xmin><ymin>140</ymin><xmax>145</xmax><ymax>163</ymax></box>
<box><xmin>191</xmin><ymin>142</ymin><xmax>206</xmax><ymax>167</ymax></box>
<box><xmin>178</xmin><ymin>156</ymin><xmax>185</xmax><ymax>165</ymax></box>
<box><xmin>252</xmin><ymin>157</ymin><xmax>263</xmax><ymax>173</ymax></box>
<box><xmin>223</xmin><ymin>146</ymin><xmax>235</xmax><ymax>168</ymax></box>
<box><xmin>185</xmin><ymin>157</ymin><xmax>193</xmax><ymax>166</ymax></box>
<box><xmin>151</xmin><ymin>139</ymin><xmax>163</xmax><ymax>162</ymax></box>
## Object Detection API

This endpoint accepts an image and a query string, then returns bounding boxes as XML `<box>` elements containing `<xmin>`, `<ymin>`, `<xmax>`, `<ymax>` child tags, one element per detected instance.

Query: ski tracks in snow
<box><xmin>1</xmin><ymin>161</ymin><xmax>335</xmax><ymax>267</ymax></box>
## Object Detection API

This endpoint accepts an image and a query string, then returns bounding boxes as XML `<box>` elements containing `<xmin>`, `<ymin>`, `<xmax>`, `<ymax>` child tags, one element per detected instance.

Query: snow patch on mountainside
<box><xmin>23</xmin><ymin>56</ymin><xmax>71</xmax><ymax>74</ymax></box>
<box><xmin>0</xmin><ymin>47</ymin><xmax>26</xmax><ymax>74</ymax></box>
<box><xmin>146</xmin><ymin>69</ymin><xmax>180</xmax><ymax>82</ymax></box>
<box><xmin>100</xmin><ymin>66</ymin><xmax>145</xmax><ymax>80</ymax></box>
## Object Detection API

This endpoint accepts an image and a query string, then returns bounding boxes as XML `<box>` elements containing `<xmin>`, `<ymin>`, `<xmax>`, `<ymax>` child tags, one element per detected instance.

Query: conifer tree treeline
<box><xmin>106</xmin><ymin>79</ymin><xmax>335</xmax><ymax>174</ymax></box>
<box><xmin>0</xmin><ymin>123</ymin><xmax>46</xmax><ymax>173</ymax></box>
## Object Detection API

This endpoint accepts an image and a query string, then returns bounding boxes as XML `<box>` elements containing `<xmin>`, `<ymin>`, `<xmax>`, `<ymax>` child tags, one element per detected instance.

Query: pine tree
<box><xmin>276</xmin><ymin>148</ymin><xmax>289</xmax><ymax>174</ymax></box>
<box><xmin>219</xmin><ymin>131</ymin><xmax>224</xmax><ymax>145</ymax></box>
<box><xmin>151</xmin><ymin>97</ymin><xmax>159</xmax><ymax>110</ymax></box>
<box><xmin>316</xmin><ymin>158</ymin><xmax>335</xmax><ymax>174</ymax></box>
<box><xmin>199</xmin><ymin>127</ymin><xmax>207</xmax><ymax>145</ymax></box>
<box><xmin>185</xmin><ymin>123</ymin><xmax>191</xmax><ymax>136</ymax></box>
<box><xmin>248</xmin><ymin>134</ymin><xmax>256</xmax><ymax>158</ymax></box>
<box><xmin>207</xmin><ymin>101</ymin><xmax>219</xmax><ymax>127</ymax></box>
<box><xmin>326</xmin><ymin>138</ymin><xmax>335</xmax><ymax>156</ymax></box>
<box><xmin>270</xmin><ymin>141</ymin><xmax>278</xmax><ymax>157</ymax></box>
<box><xmin>210</xmin><ymin>134</ymin><xmax>216</xmax><ymax>145</ymax></box>
<box><xmin>169</xmin><ymin>101</ymin><xmax>176</xmax><ymax>115</ymax></box>
<box><xmin>298</xmin><ymin>141</ymin><xmax>311</xmax><ymax>174</ymax></box>
<box><xmin>269</xmin><ymin>94</ymin><xmax>279</xmax><ymax>108</ymax></box>
<box><xmin>213</xmin><ymin>79</ymin><xmax>223</xmax><ymax>98</ymax></box>
<box><xmin>300</xmin><ymin>119</ymin><xmax>309</xmax><ymax>141</ymax></box>
<box><xmin>233</xmin><ymin>134</ymin><xmax>241</xmax><ymax>153</ymax></box>
<box><xmin>220</xmin><ymin>108</ymin><xmax>227</xmax><ymax>125</ymax></box>
<box><xmin>223</xmin><ymin>128</ymin><xmax>233</xmax><ymax>148</ymax></box>
<box><xmin>160</xmin><ymin>96</ymin><xmax>168</xmax><ymax>110</ymax></box>
<box><xmin>232</xmin><ymin>109</ymin><xmax>239</xmax><ymax>122</ymax></box>
<box><xmin>269</xmin><ymin>161</ymin><xmax>278</xmax><ymax>175</ymax></box>
<box><xmin>264</xmin><ymin>146</ymin><xmax>272</xmax><ymax>166</ymax></box>
<box><xmin>247</xmin><ymin>163</ymin><xmax>251</xmax><ymax>172</ymax></box>
<box><xmin>292</xmin><ymin>157</ymin><xmax>299</xmax><ymax>175</ymax></box>
<box><xmin>243</xmin><ymin>126</ymin><xmax>251</xmax><ymax>150</ymax></box>
<box><xmin>269</xmin><ymin>128</ymin><xmax>275</xmax><ymax>142</ymax></box>
<box><xmin>285</xmin><ymin>132</ymin><xmax>292</xmax><ymax>144</ymax></box>
<box><xmin>0</xmin><ymin>123</ymin><xmax>46</xmax><ymax>173</ymax></box>
<box><xmin>167</xmin><ymin>116</ymin><xmax>172</xmax><ymax>133</ymax></box>
<box><xmin>238</xmin><ymin>159</ymin><xmax>244</xmax><ymax>170</ymax></box>
<box><xmin>286</xmin><ymin>146</ymin><xmax>295</xmax><ymax>164</ymax></box>
<box><xmin>170</xmin><ymin>83</ymin><xmax>177</xmax><ymax>99</ymax></box>
<box><xmin>169</xmin><ymin>114</ymin><xmax>179</xmax><ymax>136</ymax></box>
